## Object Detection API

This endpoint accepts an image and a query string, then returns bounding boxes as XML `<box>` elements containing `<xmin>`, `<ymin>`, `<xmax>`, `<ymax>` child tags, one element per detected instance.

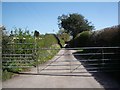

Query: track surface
<box><xmin>3</xmin><ymin>49</ymin><xmax>120</xmax><ymax>88</ymax></box>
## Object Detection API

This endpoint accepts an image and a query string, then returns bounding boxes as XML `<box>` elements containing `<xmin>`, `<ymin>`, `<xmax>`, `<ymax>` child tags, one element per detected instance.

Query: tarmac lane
<box><xmin>2</xmin><ymin>49</ymin><xmax>120</xmax><ymax>88</ymax></box>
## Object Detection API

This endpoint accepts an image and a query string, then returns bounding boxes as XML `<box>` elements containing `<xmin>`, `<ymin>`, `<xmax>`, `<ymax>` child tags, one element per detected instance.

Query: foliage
<box><xmin>57</xmin><ymin>28</ymin><xmax>70</xmax><ymax>46</ymax></box>
<box><xmin>57</xmin><ymin>28</ymin><xmax>66</xmax><ymax>35</ymax></box>
<box><xmin>69</xmin><ymin>25</ymin><xmax>120</xmax><ymax>47</ymax></box>
<box><xmin>58</xmin><ymin>13</ymin><xmax>94</xmax><ymax>39</ymax></box>
<box><xmin>57</xmin><ymin>32</ymin><xmax>70</xmax><ymax>43</ymax></box>
<box><xmin>71</xmin><ymin>25</ymin><xmax>120</xmax><ymax>81</ymax></box>
<box><xmin>90</xmin><ymin>25</ymin><xmax>120</xmax><ymax>46</ymax></box>
<box><xmin>2</xmin><ymin>28</ymin><xmax>35</xmax><ymax>73</ymax></box>
<box><xmin>76</xmin><ymin>31</ymin><xmax>92</xmax><ymax>47</ymax></box>
<box><xmin>2</xmin><ymin>70</ymin><xmax>14</xmax><ymax>81</ymax></box>
<box><xmin>69</xmin><ymin>31</ymin><xmax>92</xmax><ymax>47</ymax></box>
<box><xmin>2</xmin><ymin>28</ymin><xmax>61</xmax><ymax>81</ymax></box>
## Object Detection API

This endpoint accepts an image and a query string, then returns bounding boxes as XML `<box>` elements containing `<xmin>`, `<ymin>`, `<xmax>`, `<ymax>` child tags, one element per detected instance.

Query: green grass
<box><xmin>2</xmin><ymin>70</ymin><xmax>14</xmax><ymax>81</ymax></box>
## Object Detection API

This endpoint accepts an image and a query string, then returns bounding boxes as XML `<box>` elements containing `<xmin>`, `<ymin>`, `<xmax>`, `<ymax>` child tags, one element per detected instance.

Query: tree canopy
<box><xmin>58</xmin><ymin>13</ymin><xmax>94</xmax><ymax>39</ymax></box>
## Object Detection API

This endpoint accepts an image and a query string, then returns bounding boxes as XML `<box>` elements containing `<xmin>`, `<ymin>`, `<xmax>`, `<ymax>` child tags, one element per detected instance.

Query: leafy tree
<box><xmin>34</xmin><ymin>30</ymin><xmax>40</xmax><ymax>37</ymax></box>
<box><xmin>57</xmin><ymin>28</ymin><xmax>66</xmax><ymax>35</ymax></box>
<box><xmin>58</xmin><ymin>13</ymin><xmax>94</xmax><ymax>39</ymax></box>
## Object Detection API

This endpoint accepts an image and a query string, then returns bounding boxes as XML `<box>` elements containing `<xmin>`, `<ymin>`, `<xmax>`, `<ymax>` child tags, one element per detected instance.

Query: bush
<box><xmin>2</xmin><ymin>28</ymin><xmax>62</xmax><ymax>81</ymax></box>
<box><xmin>68</xmin><ymin>25</ymin><xmax>120</xmax><ymax>82</ymax></box>
<box><xmin>90</xmin><ymin>25</ymin><xmax>120</xmax><ymax>46</ymax></box>
<box><xmin>69</xmin><ymin>31</ymin><xmax>92</xmax><ymax>47</ymax></box>
<box><xmin>69</xmin><ymin>25</ymin><xmax>120</xmax><ymax>47</ymax></box>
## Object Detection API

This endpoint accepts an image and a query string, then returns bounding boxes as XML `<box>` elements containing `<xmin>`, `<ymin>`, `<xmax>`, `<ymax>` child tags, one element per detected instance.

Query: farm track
<box><xmin>2</xmin><ymin>49</ymin><xmax>120</xmax><ymax>88</ymax></box>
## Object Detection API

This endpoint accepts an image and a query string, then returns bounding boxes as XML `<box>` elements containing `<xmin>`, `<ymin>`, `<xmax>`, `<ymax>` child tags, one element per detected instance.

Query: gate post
<box><xmin>0</xmin><ymin>27</ymin><xmax>2</xmax><ymax>89</ymax></box>
<box><xmin>34</xmin><ymin>31</ymin><xmax>40</xmax><ymax>74</ymax></box>
<box><xmin>101</xmin><ymin>48</ymin><xmax>105</xmax><ymax>70</ymax></box>
<box><xmin>35</xmin><ymin>37</ymin><xmax>39</xmax><ymax>73</ymax></box>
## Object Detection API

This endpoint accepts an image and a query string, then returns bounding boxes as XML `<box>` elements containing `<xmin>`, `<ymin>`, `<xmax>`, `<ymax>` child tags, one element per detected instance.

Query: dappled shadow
<box><xmin>9</xmin><ymin>49</ymin><xmax>92</xmax><ymax>77</ymax></box>
<box><xmin>73</xmin><ymin>51</ymin><xmax>120</xmax><ymax>88</ymax></box>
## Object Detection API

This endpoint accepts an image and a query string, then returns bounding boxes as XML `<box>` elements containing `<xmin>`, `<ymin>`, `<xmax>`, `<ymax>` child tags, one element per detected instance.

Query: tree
<box><xmin>34</xmin><ymin>30</ymin><xmax>40</xmax><ymax>37</ymax></box>
<box><xmin>58</xmin><ymin>13</ymin><xmax>94</xmax><ymax>39</ymax></box>
<box><xmin>57</xmin><ymin>28</ymin><xmax>65</xmax><ymax>35</ymax></box>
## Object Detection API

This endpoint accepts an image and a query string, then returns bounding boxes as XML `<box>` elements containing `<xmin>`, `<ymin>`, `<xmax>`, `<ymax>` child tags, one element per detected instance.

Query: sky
<box><xmin>2</xmin><ymin>2</ymin><xmax>118</xmax><ymax>34</ymax></box>
<box><xmin>1</xmin><ymin>0</ymin><xmax>120</xmax><ymax>2</ymax></box>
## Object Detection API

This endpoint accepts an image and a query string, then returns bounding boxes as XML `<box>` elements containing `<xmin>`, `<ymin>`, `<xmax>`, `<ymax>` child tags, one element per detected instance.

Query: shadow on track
<box><xmin>73</xmin><ymin>51</ymin><xmax>120</xmax><ymax>89</ymax></box>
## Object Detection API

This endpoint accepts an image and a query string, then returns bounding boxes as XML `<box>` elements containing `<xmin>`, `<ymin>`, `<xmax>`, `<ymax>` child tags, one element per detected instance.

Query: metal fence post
<box><xmin>102</xmin><ymin>48</ymin><xmax>105</xmax><ymax>69</ymax></box>
<box><xmin>70</xmin><ymin>50</ymin><xmax>72</xmax><ymax>73</ymax></box>
<box><xmin>35</xmin><ymin>37</ymin><xmax>39</xmax><ymax>73</ymax></box>
<box><xmin>0</xmin><ymin>27</ymin><xmax>2</xmax><ymax>86</ymax></box>
<box><xmin>70</xmin><ymin>56</ymin><xmax>72</xmax><ymax>73</ymax></box>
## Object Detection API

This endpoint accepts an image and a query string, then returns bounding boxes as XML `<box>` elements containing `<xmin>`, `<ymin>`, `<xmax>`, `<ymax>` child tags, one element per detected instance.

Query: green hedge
<box><xmin>69</xmin><ymin>25</ymin><xmax>120</xmax><ymax>47</ymax></box>
<box><xmin>69</xmin><ymin>31</ymin><xmax>92</xmax><ymax>47</ymax></box>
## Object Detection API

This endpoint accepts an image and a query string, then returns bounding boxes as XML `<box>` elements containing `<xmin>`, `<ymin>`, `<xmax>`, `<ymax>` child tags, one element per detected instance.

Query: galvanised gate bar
<box><xmin>2</xmin><ymin>41</ymin><xmax>120</xmax><ymax>76</ymax></box>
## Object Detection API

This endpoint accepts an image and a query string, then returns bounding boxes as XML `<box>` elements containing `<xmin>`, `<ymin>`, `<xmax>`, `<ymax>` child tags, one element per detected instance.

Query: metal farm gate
<box><xmin>2</xmin><ymin>39</ymin><xmax>120</xmax><ymax>76</ymax></box>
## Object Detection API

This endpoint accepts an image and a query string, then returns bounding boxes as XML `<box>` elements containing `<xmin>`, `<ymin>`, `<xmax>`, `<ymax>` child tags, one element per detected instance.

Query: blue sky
<box><xmin>2</xmin><ymin>2</ymin><xmax>118</xmax><ymax>34</ymax></box>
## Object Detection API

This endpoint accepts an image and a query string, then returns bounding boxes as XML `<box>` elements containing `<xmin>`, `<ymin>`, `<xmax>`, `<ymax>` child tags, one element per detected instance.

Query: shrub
<box><xmin>69</xmin><ymin>31</ymin><xmax>92</xmax><ymax>47</ymax></box>
<box><xmin>69</xmin><ymin>25</ymin><xmax>120</xmax><ymax>47</ymax></box>
<box><xmin>90</xmin><ymin>25</ymin><xmax>120</xmax><ymax>47</ymax></box>
<box><xmin>2</xmin><ymin>28</ymin><xmax>62</xmax><ymax>81</ymax></box>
